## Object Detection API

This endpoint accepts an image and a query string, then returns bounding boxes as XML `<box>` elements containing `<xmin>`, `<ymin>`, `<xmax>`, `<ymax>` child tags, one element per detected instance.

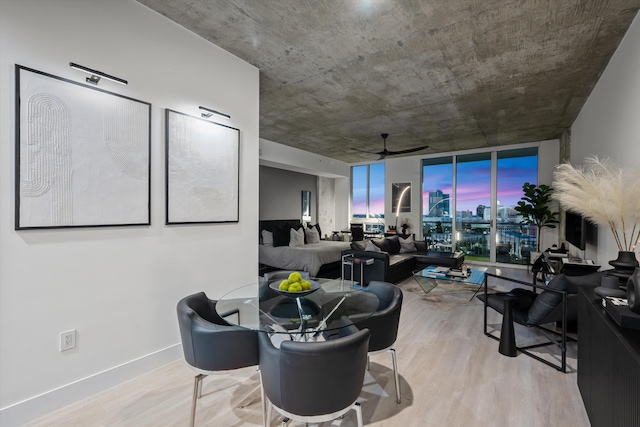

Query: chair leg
<box><xmin>354</xmin><ymin>402</ymin><xmax>363</xmax><ymax>427</ymax></box>
<box><xmin>260</xmin><ymin>373</ymin><xmax>266</xmax><ymax>427</ymax></box>
<box><xmin>190</xmin><ymin>374</ymin><xmax>205</xmax><ymax>427</ymax></box>
<box><xmin>266</xmin><ymin>399</ymin><xmax>273</xmax><ymax>427</ymax></box>
<box><xmin>367</xmin><ymin>354</ymin><xmax>370</xmax><ymax>371</ymax></box>
<box><xmin>388</xmin><ymin>348</ymin><xmax>401</xmax><ymax>403</ymax></box>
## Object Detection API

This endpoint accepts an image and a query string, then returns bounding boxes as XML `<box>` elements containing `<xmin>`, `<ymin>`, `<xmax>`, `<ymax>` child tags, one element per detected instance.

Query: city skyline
<box><xmin>353</xmin><ymin>153</ymin><xmax>538</xmax><ymax>217</ymax></box>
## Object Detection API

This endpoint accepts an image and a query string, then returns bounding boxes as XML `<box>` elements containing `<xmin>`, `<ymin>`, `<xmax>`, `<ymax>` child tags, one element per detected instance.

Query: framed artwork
<box><xmin>392</xmin><ymin>182</ymin><xmax>411</xmax><ymax>213</ymax></box>
<box><xmin>15</xmin><ymin>65</ymin><xmax>151</xmax><ymax>229</ymax></box>
<box><xmin>301</xmin><ymin>190</ymin><xmax>311</xmax><ymax>222</ymax></box>
<box><xmin>165</xmin><ymin>109</ymin><xmax>240</xmax><ymax>224</ymax></box>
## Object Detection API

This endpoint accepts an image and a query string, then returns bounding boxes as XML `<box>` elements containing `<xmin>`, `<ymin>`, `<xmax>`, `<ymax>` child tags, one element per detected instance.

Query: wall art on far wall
<box><xmin>392</xmin><ymin>182</ymin><xmax>411</xmax><ymax>213</ymax></box>
<box><xmin>15</xmin><ymin>65</ymin><xmax>151</xmax><ymax>229</ymax></box>
<box><xmin>165</xmin><ymin>109</ymin><xmax>240</xmax><ymax>224</ymax></box>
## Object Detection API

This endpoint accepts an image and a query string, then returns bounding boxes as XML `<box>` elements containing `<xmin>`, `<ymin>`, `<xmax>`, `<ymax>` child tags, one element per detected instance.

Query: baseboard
<box><xmin>0</xmin><ymin>344</ymin><xmax>182</xmax><ymax>427</ymax></box>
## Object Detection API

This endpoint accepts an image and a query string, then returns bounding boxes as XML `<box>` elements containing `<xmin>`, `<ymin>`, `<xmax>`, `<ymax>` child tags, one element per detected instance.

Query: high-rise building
<box><xmin>428</xmin><ymin>190</ymin><xmax>450</xmax><ymax>216</ymax></box>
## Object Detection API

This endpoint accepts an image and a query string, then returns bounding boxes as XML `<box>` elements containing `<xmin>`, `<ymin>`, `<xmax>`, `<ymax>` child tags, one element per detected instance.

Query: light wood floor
<box><xmin>22</xmin><ymin>266</ymin><xmax>590</xmax><ymax>427</ymax></box>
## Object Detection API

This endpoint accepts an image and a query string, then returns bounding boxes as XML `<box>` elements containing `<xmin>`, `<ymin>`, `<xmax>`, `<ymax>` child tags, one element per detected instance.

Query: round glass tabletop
<box><xmin>216</xmin><ymin>278</ymin><xmax>379</xmax><ymax>335</ymax></box>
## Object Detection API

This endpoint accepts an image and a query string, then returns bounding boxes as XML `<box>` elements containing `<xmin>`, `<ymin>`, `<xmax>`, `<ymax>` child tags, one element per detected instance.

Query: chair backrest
<box><xmin>259</xmin><ymin>328</ymin><xmax>370</xmax><ymax>417</ymax></box>
<box><xmin>177</xmin><ymin>292</ymin><xmax>258</xmax><ymax>372</ymax></box>
<box><xmin>356</xmin><ymin>281</ymin><xmax>403</xmax><ymax>352</ymax></box>
<box><xmin>350</xmin><ymin>223</ymin><xmax>365</xmax><ymax>241</ymax></box>
<box><xmin>525</xmin><ymin>271</ymin><xmax>605</xmax><ymax>325</ymax></box>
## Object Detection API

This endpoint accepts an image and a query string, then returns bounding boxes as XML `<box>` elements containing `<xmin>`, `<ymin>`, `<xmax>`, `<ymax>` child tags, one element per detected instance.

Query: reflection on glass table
<box><xmin>215</xmin><ymin>278</ymin><xmax>379</xmax><ymax>339</ymax></box>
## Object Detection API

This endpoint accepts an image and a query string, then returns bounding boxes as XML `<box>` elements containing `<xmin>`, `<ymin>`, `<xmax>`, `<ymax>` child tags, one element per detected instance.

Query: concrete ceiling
<box><xmin>138</xmin><ymin>0</ymin><xmax>640</xmax><ymax>163</ymax></box>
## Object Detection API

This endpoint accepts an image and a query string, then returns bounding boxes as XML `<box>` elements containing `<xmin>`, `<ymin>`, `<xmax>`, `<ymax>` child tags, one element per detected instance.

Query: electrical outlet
<box><xmin>60</xmin><ymin>329</ymin><xmax>76</xmax><ymax>352</ymax></box>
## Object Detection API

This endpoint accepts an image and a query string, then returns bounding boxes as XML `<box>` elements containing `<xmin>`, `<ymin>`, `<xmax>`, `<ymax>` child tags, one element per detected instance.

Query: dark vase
<box><xmin>627</xmin><ymin>267</ymin><xmax>640</xmax><ymax>314</ymax></box>
<box><xmin>608</xmin><ymin>251</ymin><xmax>640</xmax><ymax>287</ymax></box>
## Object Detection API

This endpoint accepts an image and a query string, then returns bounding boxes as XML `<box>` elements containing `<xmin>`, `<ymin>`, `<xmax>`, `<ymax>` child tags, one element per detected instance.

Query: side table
<box><xmin>341</xmin><ymin>253</ymin><xmax>374</xmax><ymax>286</ymax></box>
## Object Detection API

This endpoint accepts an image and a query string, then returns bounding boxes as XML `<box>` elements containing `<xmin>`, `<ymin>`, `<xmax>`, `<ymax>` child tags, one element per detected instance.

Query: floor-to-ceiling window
<box><xmin>456</xmin><ymin>153</ymin><xmax>492</xmax><ymax>262</ymax></box>
<box><xmin>352</xmin><ymin>163</ymin><xmax>385</xmax><ymax>232</ymax></box>
<box><xmin>422</xmin><ymin>147</ymin><xmax>538</xmax><ymax>264</ymax></box>
<box><xmin>422</xmin><ymin>157</ymin><xmax>453</xmax><ymax>249</ymax></box>
<box><xmin>496</xmin><ymin>148</ymin><xmax>538</xmax><ymax>264</ymax></box>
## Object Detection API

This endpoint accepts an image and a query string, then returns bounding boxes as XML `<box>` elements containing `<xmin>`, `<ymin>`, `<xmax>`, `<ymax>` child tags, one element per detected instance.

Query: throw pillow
<box><xmin>272</xmin><ymin>224</ymin><xmax>291</xmax><ymax>247</ymax></box>
<box><xmin>305</xmin><ymin>226</ymin><xmax>320</xmax><ymax>244</ymax></box>
<box><xmin>313</xmin><ymin>223</ymin><xmax>322</xmax><ymax>239</ymax></box>
<box><xmin>372</xmin><ymin>237</ymin><xmax>392</xmax><ymax>253</ymax></box>
<box><xmin>289</xmin><ymin>226</ymin><xmax>305</xmax><ymax>247</ymax></box>
<box><xmin>399</xmin><ymin>235</ymin><xmax>417</xmax><ymax>253</ymax></box>
<box><xmin>261</xmin><ymin>230</ymin><xmax>274</xmax><ymax>246</ymax></box>
<box><xmin>386</xmin><ymin>236</ymin><xmax>401</xmax><ymax>254</ymax></box>
<box><xmin>365</xmin><ymin>241</ymin><xmax>382</xmax><ymax>252</ymax></box>
<box><xmin>351</xmin><ymin>240</ymin><xmax>368</xmax><ymax>251</ymax></box>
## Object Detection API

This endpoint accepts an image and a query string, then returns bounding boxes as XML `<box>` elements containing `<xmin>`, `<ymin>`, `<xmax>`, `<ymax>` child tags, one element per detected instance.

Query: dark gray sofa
<box><xmin>341</xmin><ymin>236</ymin><xmax>464</xmax><ymax>285</ymax></box>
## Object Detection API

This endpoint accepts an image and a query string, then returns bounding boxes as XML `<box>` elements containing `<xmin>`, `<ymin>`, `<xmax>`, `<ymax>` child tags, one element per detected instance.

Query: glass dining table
<box><xmin>216</xmin><ymin>278</ymin><xmax>379</xmax><ymax>339</ymax></box>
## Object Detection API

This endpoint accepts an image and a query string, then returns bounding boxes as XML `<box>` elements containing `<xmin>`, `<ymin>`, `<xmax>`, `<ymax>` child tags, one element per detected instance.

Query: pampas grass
<box><xmin>552</xmin><ymin>156</ymin><xmax>640</xmax><ymax>251</ymax></box>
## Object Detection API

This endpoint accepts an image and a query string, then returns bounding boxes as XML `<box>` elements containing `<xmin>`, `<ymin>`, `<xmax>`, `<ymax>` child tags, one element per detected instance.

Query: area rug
<box><xmin>398</xmin><ymin>277</ymin><xmax>485</xmax><ymax>312</ymax></box>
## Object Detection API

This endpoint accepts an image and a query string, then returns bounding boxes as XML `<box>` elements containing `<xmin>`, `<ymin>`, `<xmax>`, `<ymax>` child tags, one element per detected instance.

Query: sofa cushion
<box><xmin>351</xmin><ymin>240</ymin><xmax>368</xmax><ymax>251</ymax></box>
<box><xmin>399</xmin><ymin>235</ymin><xmax>417</xmax><ymax>253</ymax></box>
<box><xmin>365</xmin><ymin>241</ymin><xmax>382</xmax><ymax>252</ymax></box>
<box><xmin>372</xmin><ymin>237</ymin><xmax>400</xmax><ymax>254</ymax></box>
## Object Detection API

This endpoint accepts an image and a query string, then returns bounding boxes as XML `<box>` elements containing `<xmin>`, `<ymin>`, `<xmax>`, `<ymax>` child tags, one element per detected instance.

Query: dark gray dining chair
<box><xmin>353</xmin><ymin>280</ymin><xmax>403</xmax><ymax>403</ymax></box>
<box><xmin>177</xmin><ymin>292</ymin><xmax>260</xmax><ymax>427</ymax></box>
<box><xmin>350</xmin><ymin>223</ymin><xmax>365</xmax><ymax>242</ymax></box>
<box><xmin>259</xmin><ymin>327</ymin><xmax>370</xmax><ymax>427</ymax></box>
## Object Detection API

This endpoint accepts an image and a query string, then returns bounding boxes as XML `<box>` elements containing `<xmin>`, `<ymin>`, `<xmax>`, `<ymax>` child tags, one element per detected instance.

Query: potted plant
<box><xmin>514</xmin><ymin>182</ymin><xmax>560</xmax><ymax>252</ymax></box>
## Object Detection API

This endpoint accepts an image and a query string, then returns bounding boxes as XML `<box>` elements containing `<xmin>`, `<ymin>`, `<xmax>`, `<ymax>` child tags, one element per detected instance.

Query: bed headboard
<box><xmin>259</xmin><ymin>219</ymin><xmax>302</xmax><ymax>246</ymax></box>
<box><xmin>259</xmin><ymin>219</ymin><xmax>301</xmax><ymax>235</ymax></box>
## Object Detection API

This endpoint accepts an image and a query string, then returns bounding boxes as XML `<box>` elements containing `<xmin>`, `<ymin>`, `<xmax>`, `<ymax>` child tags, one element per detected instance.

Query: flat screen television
<box><xmin>565</xmin><ymin>211</ymin><xmax>596</xmax><ymax>250</ymax></box>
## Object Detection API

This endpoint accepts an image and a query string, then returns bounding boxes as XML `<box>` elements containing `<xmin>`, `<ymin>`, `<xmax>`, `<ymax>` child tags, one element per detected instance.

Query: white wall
<box><xmin>259</xmin><ymin>138</ymin><xmax>350</xmax><ymax>178</ymax></box>
<box><xmin>0</xmin><ymin>1</ymin><xmax>259</xmax><ymax>425</ymax></box>
<box><xmin>571</xmin><ymin>12</ymin><xmax>640</xmax><ymax>264</ymax></box>
<box><xmin>259</xmin><ymin>166</ymin><xmax>317</xmax><ymax>222</ymax></box>
<box><xmin>259</xmin><ymin>138</ymin><xmax>351</xmax><ymax>231</ymax></box>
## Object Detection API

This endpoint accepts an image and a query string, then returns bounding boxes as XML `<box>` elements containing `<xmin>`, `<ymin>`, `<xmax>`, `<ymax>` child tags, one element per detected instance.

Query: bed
<box><xmin>259</xmin><ymin>219</ymin><xmax>350</xmax><ymax>278</ymax></box>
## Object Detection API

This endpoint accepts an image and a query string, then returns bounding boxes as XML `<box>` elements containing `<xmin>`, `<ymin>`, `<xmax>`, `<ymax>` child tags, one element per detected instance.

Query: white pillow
<box><xmin>289</xmin><ymin>227</ymin><xmax>305</xmax><ymax>247</ymax></box>
<box><xmin>261</xmin><ymin>230</ymin><xmax>273</xmax><ymax>246</ymax></box>
<box><xmin>399</xmin><ymin>235</ymin><xmax>417</xmax><ymax>253</ymax></box>
<box><xmin>305</xmin><ymin>226</ymin><xmax>320</xmax><ymax>244</ymax></box>
<box><xmin>365</xmin><ymin>241</ymin><xmax>382</xmax><ymax>252</ymax></box>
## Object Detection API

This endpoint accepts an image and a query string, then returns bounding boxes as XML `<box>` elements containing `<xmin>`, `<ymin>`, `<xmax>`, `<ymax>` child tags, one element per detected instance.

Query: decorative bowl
<box><xmin>269</xmin><ymin>280</ymin><xmax>320</xmax><ymax>298</ymax></box>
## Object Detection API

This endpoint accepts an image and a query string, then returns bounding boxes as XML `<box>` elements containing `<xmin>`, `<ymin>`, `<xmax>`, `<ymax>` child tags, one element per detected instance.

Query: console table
<box><xmin>577</xmin><ymin>285</ymin><xmax>640</xmax><ymax>426</ymax></box>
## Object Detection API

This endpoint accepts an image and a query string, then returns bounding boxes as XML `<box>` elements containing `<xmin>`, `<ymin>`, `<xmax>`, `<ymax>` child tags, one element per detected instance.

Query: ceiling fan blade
<box><xmin>350</xmin><ymin>147</ymin><xmax>381</xmax><ymax>155</ymax></box>
<box><xmin>386</xmin><ymin>145</ymin><xmax>429</xmax><ymax>155</ymax></box>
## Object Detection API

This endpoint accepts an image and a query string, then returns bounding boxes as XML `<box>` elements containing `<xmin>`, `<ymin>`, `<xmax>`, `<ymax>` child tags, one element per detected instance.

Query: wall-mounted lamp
<box><xmin>69</xmin><ymin>62</ymin><xmax>128</xmax><ymax>86</ymax></box>
<box><xmin>199</xmin><ymin>105</ymin><xmax>230</xmax><ymax>120</ymax></box>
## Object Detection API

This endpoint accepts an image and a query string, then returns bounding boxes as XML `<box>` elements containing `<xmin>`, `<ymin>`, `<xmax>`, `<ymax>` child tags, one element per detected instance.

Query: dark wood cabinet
<box><xmin>577</xmin><ymin>285</ymin><xmax>640</xmax><ymax>427</ymax></box>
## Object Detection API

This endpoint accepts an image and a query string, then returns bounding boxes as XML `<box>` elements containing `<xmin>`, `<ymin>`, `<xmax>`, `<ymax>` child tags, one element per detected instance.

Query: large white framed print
<box><xmin>15</xmin><ymin>65</ymin><xmax>151</xmax><ymax>229</ymax></box>
<box><xmin>165</xmin><ymin>109</ymin><xmax>240</xmax><ymax>224</ymax></box>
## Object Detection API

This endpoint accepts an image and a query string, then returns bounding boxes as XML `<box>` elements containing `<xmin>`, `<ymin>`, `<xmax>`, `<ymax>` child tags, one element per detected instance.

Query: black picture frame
<box><xmin>15</xmin><ymin>65</ymin><xmax>151</xmax><ymax>229</ymax></box>
<box><xmin>165</xmin><ymin>109</ymin><xmax>240</xmax><ymax>224</ymax></box>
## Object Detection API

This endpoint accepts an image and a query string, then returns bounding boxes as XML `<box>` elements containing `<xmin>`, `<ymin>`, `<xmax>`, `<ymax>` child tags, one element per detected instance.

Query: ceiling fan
<box><xmin>352</xmin><ymin>133</ymin><xmax>429</xmax><ymax>160</ymax></box>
